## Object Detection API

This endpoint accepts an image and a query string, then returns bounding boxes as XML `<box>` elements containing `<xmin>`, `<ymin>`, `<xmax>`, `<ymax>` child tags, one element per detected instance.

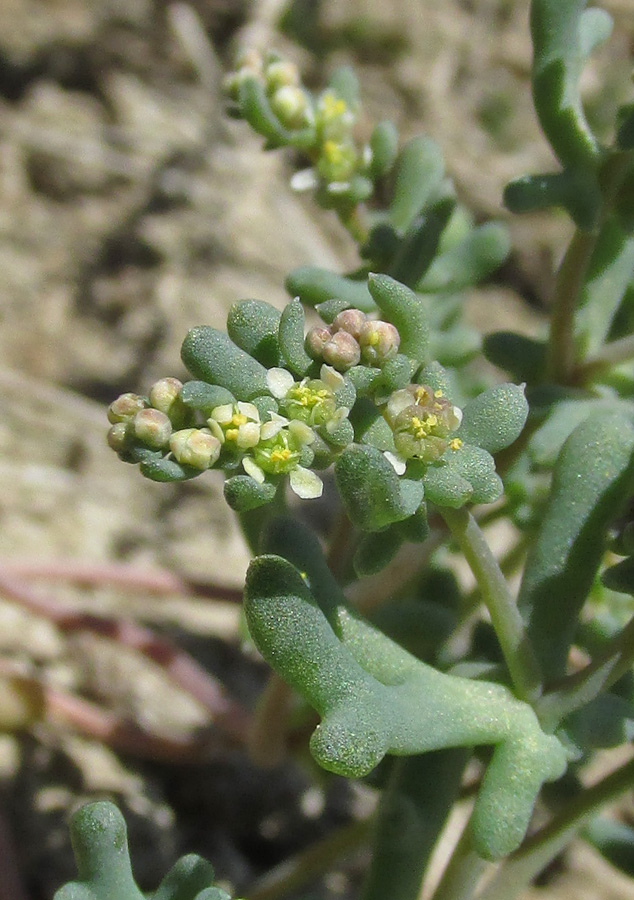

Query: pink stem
<box><xmin>0</xmin><ymin>560</ymin><xmax>242</xmax><ymax>603</ymax></box>
<box><xmin>0</xmin><ymin>573</ymin><xmax>250</xmax><ymax>743</ymax></box>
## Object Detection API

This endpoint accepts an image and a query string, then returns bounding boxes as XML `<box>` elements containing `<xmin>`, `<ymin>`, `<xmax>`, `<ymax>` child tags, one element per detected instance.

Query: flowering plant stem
<box><xmin>440</xmin><ymin>507</ymin><xmax>542</xmax><ymax>704</ymax></box>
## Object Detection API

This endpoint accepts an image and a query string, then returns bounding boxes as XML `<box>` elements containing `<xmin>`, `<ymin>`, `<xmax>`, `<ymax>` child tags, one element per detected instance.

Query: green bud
<box><xmin>133</xmin><ymin>409</ymin><xmax>172</xmax><ymax>449</ymax></box>
<box><xmin>107</xmin><ymin>422</ymin><xmax>129</xmax><ymax>453</ymax></box>
<box><xmin>265</xmin><ymin>59</ymin><xmax>300</xmax><ymax>91</ymax></box>
<box><xmin>149</xmin><ymin>377</ymin><xmax>184</xmax><ymax>419</ymax></box>
<box><xmin>270</xmin><ymin>86</ymin><xmax>312</xmax><ymax>129</ymax></box>
<box><xmin>107</xmin><ymin>393</ymin><xmax>146</xmax><ymax>424</ymax></box>
<box><xmin>169</xmin><ymin>428</ymin><xmax>221</xmax><ymax>470</ymax></box>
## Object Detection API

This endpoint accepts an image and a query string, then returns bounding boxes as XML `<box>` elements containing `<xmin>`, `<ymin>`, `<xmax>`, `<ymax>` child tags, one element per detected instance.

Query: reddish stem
<box><xmin>0</xmin><ymin>573</ymin><xmax>250</xmax><ymax>743</ymax></box>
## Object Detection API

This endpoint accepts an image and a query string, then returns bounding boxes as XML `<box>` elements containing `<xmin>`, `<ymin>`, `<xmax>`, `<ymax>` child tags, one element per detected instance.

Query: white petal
<box><xmin>242</xmin><ymin>456</ymin><xmax>266</xmax><ymax>483</ymax></box>
<box><xmin>290</xmin><ymin>168</ymin><xmax>318</xmax><ymax>192</ymax></box>
<box><xmin>210</xmin><ymin>403</ymin><xmax>233</xmax><ymax>424</ymax></box>
<box><xmin>237</xmin><ymin>401</ymin><xmax>260</xmax><ymax>422</ymax></box>
<box><xmin>261</xmin><ymin>419</ymin><xmax>284</xmax><ymax>440</ymax></box>
<box><xmin>289</xmin><ymin>466</ymin><xmax>323</xmax><ymax>499</ymax></box>
<box><xmin>384</xmin><ymin>451</ymin><xmax>407</xmax><ymax>475</ymax></box>
<box><xmin>237</xmin><ymin>422</ymin><xmax>261</xmax><ymax>449</ymax></box>
<box><xmin>267</xmin><ymin>367</ymin><xmax>296</xmax><ymax>399</ymax></box>
<box><xmin>452</xmin><ymin>405</ymin><xmax>463</xmax><ymax>427</ymax></box>
<box><xmin>319</xmin><ymin>364</ymin><xmax>344</xmax><ymax>390</ymax></box>
<box><xmin>327</xmin><ymin>181</ymin><xmax>351</xmax><ymax>194</ymax></box>
<box><xmin>207</xmin><ymin>419</ymin><xmax>225</xmax><ymax>444</ymax></box>
<box><xmin>289</xmin><ymin>419</ymin><xmax>315</xmax><ymax>444</ymax></box>
<box><xmin>386</xmin><ymin>390</ymin><xmax>413</xmax><ymax>420</ymax></box>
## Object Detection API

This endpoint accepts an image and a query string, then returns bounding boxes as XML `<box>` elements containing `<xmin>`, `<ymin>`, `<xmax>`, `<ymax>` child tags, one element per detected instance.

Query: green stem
<box><xmin>546</xmin><ymin>228</ymin><xmax>598</xmax><ymax>383</ymax></box>
<box><xmin>536</xmin><ymin>613</ymin><xmax>634</xmax><ymax>730</ymax></box>
<box><xmin>477</xmin><ymin>755</ymin><xmax>634</xmax><ymax>900</ymax></box>
<box><xmin>430</xmin><ymin>817</ymin><xmax>490</xmax><ymax>900</ymax></box>
<box><xmin>547</xmin><ymin>150</ymin><xmax>633</xmax><ymax>384</ymax></box>
<box><xmin>574</xmin><ymin>332</ymin><xmax>634</xmax><ymax>383</ymax></box>
<box><xmin>361</xmin><ymin>750</ymin><xmax>469</xmax><ymax>900</ymax></box>
<box><xmin>247</xmin><ymin>819</ymin><xmax>371</xmax><ymax>900</ymax></box>
<box><xmin>441</xmin><ymin>507</ymin><xmax>542</xmax><ymax>703</ymax></box>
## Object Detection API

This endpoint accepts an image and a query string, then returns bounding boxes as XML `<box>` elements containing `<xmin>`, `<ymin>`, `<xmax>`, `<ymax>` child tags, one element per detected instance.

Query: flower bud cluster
<box><xmin>224</xmin><ymin>51</ymin><xmax>382</xmax><ymax>208</ymax></box>
<box><xmin>305</xmin><ymin>309</ymin><xmax>400</xmax><ymax>370</ymax></box>
<box><xmin>384</xmin><ymin>384</ymin><xmax>463</xmax><ymax>468</ymax></box>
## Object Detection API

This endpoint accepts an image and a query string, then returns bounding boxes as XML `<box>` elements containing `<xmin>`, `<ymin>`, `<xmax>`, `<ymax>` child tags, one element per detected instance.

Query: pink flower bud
<box><xmin>107</xmin><ymin>393</ymin><xmax>146</xmax><ymax>424</ymax></box>
<box><xmin>322</xmin><ymin>330</ymin><xmax>361</xmax><ymax>370</ymax></box>
<box><xmin>133</xmin><ymin>409</ymin><xmax>172</xmax><ymax>449</ymax></box>
<box><xmin>332</xmin><ymin>308</ymin><xmax>367</xmax><ymax>340</ymax></box>
<box><xmin>305</xmin><ymin>326</ymin><xmax>333</xmax><ymax>359</ymax></box>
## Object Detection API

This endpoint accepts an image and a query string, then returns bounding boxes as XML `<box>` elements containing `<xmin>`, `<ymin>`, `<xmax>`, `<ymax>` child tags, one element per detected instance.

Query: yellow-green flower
<box><xmin>208</xmin><ymin>401</ymin><xmax>261</xmax><ymax>451</ymax></box>
<box><xmin>267</xmin><ymin>365</ymin><xmax>349</xmax><ymax>431</ymax></box>
<box><xmin>384</xmin><ymin>384</ymin><xmax>463</xmax><ymax>466</ymax></box>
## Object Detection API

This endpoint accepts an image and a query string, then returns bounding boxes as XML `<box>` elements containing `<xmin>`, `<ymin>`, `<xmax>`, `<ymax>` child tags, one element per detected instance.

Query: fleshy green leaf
<box><xmin>224</xmin><ymin>475</ymin><xmax>277</xmax><ymax>511</ymax></box>
<box><xmin>368</xmin><ymin>274</ymin><xmax>430</xmax><ymax>365</ymax></box>
<box><xmin>278</xmin><ymin>298</ymin><xmax>313</xmax><ymax>376</ymax></box>
<box><xmin>286</xmin><ymin>266</ymin><xmax>376</xmax><ymax>312</ymax></box>
<box><xmin>226</xmin><ymin>299</ymin><xmax>282</xmax><ymax>368</ymax></box>
<box><xmin>181</xmin><ymin>327</ymin><xmax>269</xmax><ymax>400</ymax></box>
<box><xmin>417</xmin><ymin>223</ymin><xmax>510</xmax><ymax>292</ymax></box>
<box><xmin>369</xmin><ymin>121</ymin><xmax>399</xmax><ymax>179</ymax></box>
<box><xmin>389</xmin><ymin>136</ymin><xmax>445</xmax><ymax>232</ymax></box>
<box><xmin>335</xmin><ymin>444</ymin><xmax>424</xmax><ymax>531</ymax></box>
<box><xmin>519</xmin><ymin>410</ymin><xmax>634</xmax><ymax>680</ymax></box>
<box><xmin>457</xmin><ymin>383</ymin><xmax>528</xmax><ymax>454</ymax></box>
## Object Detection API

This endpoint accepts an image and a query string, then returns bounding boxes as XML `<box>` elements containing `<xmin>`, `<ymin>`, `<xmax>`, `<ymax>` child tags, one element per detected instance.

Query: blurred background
<box><xmin>0</xmin><ymin>1</ymin><xmax>633</xmax><ymax>898</ymax></box>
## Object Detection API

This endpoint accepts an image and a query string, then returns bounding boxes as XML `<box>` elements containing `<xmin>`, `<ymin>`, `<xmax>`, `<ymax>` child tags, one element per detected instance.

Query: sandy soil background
<box><xmin>0</xmin><ymin>1</ymin><xmax>633</xmax><ymax>898</ymax></box>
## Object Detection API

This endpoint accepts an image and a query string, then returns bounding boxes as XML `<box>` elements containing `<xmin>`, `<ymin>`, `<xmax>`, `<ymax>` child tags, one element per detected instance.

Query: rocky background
<box><xmin>0</xmin><ymin>1</ymin><xmax>633</xmax><ymax>898</ymax></box>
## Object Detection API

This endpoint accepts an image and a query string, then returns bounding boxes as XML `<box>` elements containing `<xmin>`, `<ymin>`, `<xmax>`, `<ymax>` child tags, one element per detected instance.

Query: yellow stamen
<box><xmin>226</xmin><ymin>428</ymin><xmax>239</xmax><ymax>441</ymax></box>
<box><xmin>434</xmin><ymin>390</ymin><xmax>444</xmax><ymax>398</ymax></box>
<box><xmin>450</xmin><ymin>438</ymin><xmax>463</xmax><ymax>451</ymax></box>
<box><xmin>231</xmin><ymin>414</ymin><xmax>248</xmax><ymax>426</ymax></box>
<box><xmin>270</xmin><ymin>448</ymin><xmax>292</xmax><ymax>464</ymax></box>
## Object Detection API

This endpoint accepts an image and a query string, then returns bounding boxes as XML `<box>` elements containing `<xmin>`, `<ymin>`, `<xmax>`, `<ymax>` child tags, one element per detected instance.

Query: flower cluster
<box><xmin>383</xmin><ymin>384</ymin><xmax>463</xmax><ymax>472</ymax></box>
<box><xmin>305</xmin><ymin>308</ymin><xmax>400</xmax><ymax>371</ymax></box>
<box><xmin>224</xmin><ymin>50</ymin><xmax>382</xmax><ymax>209</ymax></box>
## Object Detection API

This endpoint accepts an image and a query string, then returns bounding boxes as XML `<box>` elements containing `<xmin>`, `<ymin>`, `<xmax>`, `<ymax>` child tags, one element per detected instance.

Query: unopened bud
<box><xmin>359</xmin><ymin>320</ymin><xmax>400</xmax><ymax>365</ymax></box>
<box><xmin>265</xmin><ymin>59</ymin><xmax>300</xmax><ymax>91</ymax></box>
<box><xmin>133</xmin><ymin>409</ymin><xmax>172</xmax><ymax>449</ymax></box>
<box><xmin>332</xmin><ymin>308</ymin><xmax>367</xmax><ymax>340</ymax></box>
<box><xmin>107</xmin><ymin>422</ymin><xmax>129</xmax><ymax>453</ymax></box>
<box><xmin>149</xmin><ymin>377</ymin><xmax>183</xmax><ymax>414</ymax></box>
<box><xmin>108</xmin><ymin>393</ymin><xmax>147</xmax><ymax>424</ymax></box>
<box><xmin>270</xmin><ymin>85</ymin><xmax>311</xmax><ymax>129</ymax></box>
<box><xmin>170</xmin><ymin>428</ymin><xmax>221</xmax><ymax>470</ymax></box>
<box><xmin>305</xmin><ymin>326</ymin><xmax>333</xmax><ymax>359</ymax></box>
<box><xmin>322</xmin><ymin>330</ymin><xmax>361</xmax><ymax>370</ymax></box>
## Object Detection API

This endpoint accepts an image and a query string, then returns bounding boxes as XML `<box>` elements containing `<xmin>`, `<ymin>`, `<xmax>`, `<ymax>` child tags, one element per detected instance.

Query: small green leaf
<box><xmin>181</xmin><ymin>327</ymin><xmax>269</xmax><ymax>400</ymax></box>
<box><xmin>458</xmin><ymin>383</ymin><xmax>528</xmax><ymax>454</ymax></box>
<box><xmin>140</xmin><ymin>457</ymin><xmax>202</xmax><ymax>482</ymax></box>
<box><xmin>388</xmin><ymin>199</ymin><xmax>455</xmax><ymax>288</ymax></box>
<box><xmin>368</xmin><ymin>274</ymin><xmax>430</xmax><ymax>365</ymax></box>
<box><xmin>504</xmin><ymin>170</ymin><xmax>602</xmax><ymax>230</ymax></box>
<box><xmin>278</xmin><ymin>298</ymin><xmax>313</xmax><ymax>376</ymax></box>
<box><xmin>483</xmin><ymin>332</ymin><xmax>547</xmax><ymax>382</ymax></box>
<box><xmin>354</xmin><ymin>527</ymin><xmax>404</xmax><ymax>576</ymax></box>
<box><xmin>369</xmin><ymin>121</ymin><xmax>399</xmax><ymax>179</ymax></box>
<box><xmin>335</xmin><ymin>444</ymin><xmax>424</xmax><ymax>531</ymax></box>
<box><xmin>519</xmin><ymin>409</ymin><xmax>634</xmax><ymax>680</ymax></box>
<box><xmin>389</xmin><ymin>136</ymin><xmax>445</xmax><ymax>232</ymax></box>
<box><xmin>226</xmin><ymin>299</ymin><xmax>282</xmax><ymax>368</ymax></box>
<box><xmin>602</xmin><ymin>556</ymin><xmax>634</xmax><ymax>595</ymax></box>
<box><xmin>180</xmin><ymin>382</ymin><xmax>236</xmax><ymax>413</ymax></box>
<box><xmin>224</xmin><ymin>475</ymin><xmax>277</xmax><ymax>511</ymax></box>
<box><xmin>238</xmin><ymin>76</ymin><xmax>315</xmax><ymax>150</ymax></box>
<box><xmin>286</xmin><ymin>266</ymin><xmax>376</xmax><ymax>312</ymax></box>
<box><xmin>417</xmin><ymin>223</ymin><xmax>510</xmax><ymax>292</ymax></box>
